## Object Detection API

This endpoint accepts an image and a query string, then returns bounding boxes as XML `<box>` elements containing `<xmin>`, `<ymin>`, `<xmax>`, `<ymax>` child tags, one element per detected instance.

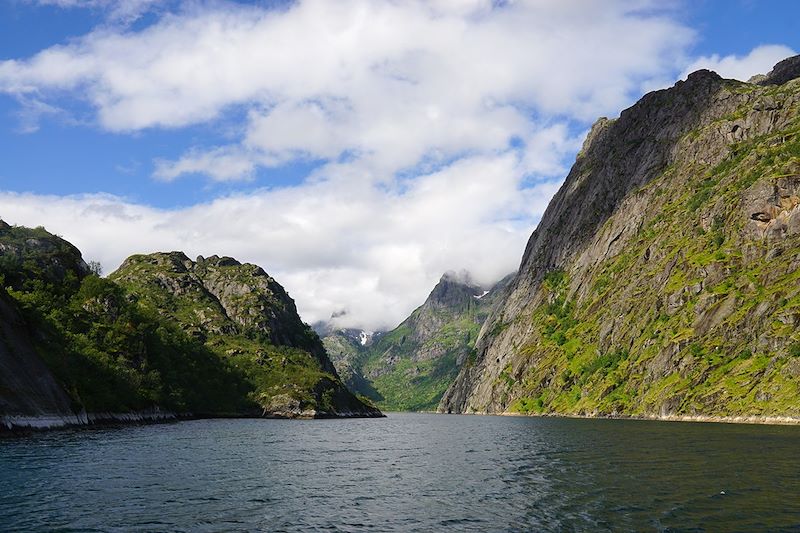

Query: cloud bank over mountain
<box><xmin>0</xmin><ymin>0</ymin><xmax>792</xmax><ymax>329</ymax></box>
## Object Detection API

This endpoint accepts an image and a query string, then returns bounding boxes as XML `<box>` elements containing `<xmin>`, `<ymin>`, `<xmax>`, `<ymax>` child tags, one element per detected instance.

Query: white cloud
<box><xmin>0</xmin><ymin>0</ymin><xmax>694</xmax><ymax>182</ymax></box>
<box><xmin>4</xmin><ymin>1</ymin><xmax>792</xmax><ymax>330</ymax></box>
<box><xmin>681</xmin><ymin>44</ymin><xmax>797</xmax><ymax>82</ymax></box>
<box><xmin>0</xmin><ymin>152</ymin><xmax>564</xmax><ymax>330</ymax></box>
<box><xmin>153</xmin><ymin>146</ymin><xmax>258</xmax><ymax>182</ymax></box>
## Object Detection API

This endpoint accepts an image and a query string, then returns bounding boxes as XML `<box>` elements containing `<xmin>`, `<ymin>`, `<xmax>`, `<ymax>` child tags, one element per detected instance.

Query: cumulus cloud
<box><xmin>7</xmin><ymin>1</ymin><xmax>782</xmax><ymax>329</ymax></box>
<box><xmin>681</xmin><ymin>44</ymin><xmax>797</xmax><ymax>82</ymax></box>
<box><xmin>0</xmin><ymin>151</ymin><xmax>564</xmax><ymax>330</ymax></box>
<box><xmin>1</xmin><ymin>0</ymin><xmax>693</xmax><ymax>181</ymax></box>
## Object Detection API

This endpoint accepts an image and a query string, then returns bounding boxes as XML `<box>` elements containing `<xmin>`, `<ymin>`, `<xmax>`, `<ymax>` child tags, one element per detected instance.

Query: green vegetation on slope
<box><xmin>0</xmin><ymin>225</ymin><xmax>378</xmax><ymax>418</ymax></box>
<box><xmin>362</xmin><ymin>316</ymin><xmax>481</xmax><ymax>411</ymax></box>
<box><xmin>348</xmin><ymin>274</ymin><xmax>509</xmax><ymax>411</ymax></box>
<box><xmin>501</xmin><ymin>83</ymin><xmax>800</xmax><ymax>418</ymax></box>
<box><xmin>0</xmin><ymin>235</ymin><xmax>251</xmax><ymax>414</ymax></box>
<box><xmin>110</xmin><ymin>252</ymin><xmax>376</xmax><ymax>416</ymax></box>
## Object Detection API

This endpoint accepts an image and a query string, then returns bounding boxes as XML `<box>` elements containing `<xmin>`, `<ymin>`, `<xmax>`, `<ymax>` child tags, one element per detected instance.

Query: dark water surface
<box><xmin>2</xmin><ymin>413</ymin><xmax>799</xmax><ymax>532</ymax></box>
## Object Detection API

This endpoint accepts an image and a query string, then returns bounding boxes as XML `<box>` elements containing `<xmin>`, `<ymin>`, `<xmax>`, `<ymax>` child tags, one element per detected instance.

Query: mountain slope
<box><xmin>320</xmin><ymin>328</ymin><xmax>381</xmax><ymax>399</ymax></box>
<box><xmin>0</xmin><ymin>286</ymin><xmax>84</xmax><ymax>429</ymax></box>
<box><xmin>110</xmin><ymin>252</ymin><xmax>381</xmax><ymax>418</ymax></box>
<box><xmin>335</xmin><ymin>272</ymin><xmax>511</xmax><ymax>411</ymax></box>
<box><xmin>0</xmin><ymin>223</ymin><xmax>251</xmax><ymax>428</ymax></box>
<box><xmin>441</xmin><ymin>56</ymin><xmax>800</xmax><ymax>420</ymax></box>
<box><xmin>0</xmin><ymin>224</ymin><xmax>380</xmax><ymax>430</ymax></box>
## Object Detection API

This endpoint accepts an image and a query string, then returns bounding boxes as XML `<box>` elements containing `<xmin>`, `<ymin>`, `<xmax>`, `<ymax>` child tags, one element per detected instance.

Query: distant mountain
<box><xmin>0</xmin><ymin>224</ymin><xmax>381</xmax><ymax>431</ymax></box>
<box><xmin>320</xmin><ymin>271</ymin><xmax>512</xmax><ymax>411</ymax></box>
<box><xmin>320</xmin><ymin>328</ymin><xmax>382</xmax><ymax>400</ymax></box>
<box><xmin>441</xmin><ymin>55</ymin><xmax>800</xmax><ymax>421</ymax></box>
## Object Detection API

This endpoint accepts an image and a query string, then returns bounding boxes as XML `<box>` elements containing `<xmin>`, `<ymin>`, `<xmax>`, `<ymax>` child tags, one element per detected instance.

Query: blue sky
<box><xmin>0</xmin><ymin>0</ymin><xmax>797</xmax><ymax>329</ymax></box>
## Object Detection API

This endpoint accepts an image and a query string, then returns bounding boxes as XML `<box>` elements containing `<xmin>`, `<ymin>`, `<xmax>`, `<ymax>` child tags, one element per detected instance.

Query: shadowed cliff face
<box><xmin>0</xmin><ymin>288</ymin><xmax>82</xmax><ymax>429</ymax></box>
<box><xmin>0</xmin><ymin>223</ymin><xmax>90</xmax><ymax>429</ymax></box>
<box><xmin>441</xmin><ymin>56</ymin><xmax>800</xmax><ymax>418</ymax></box>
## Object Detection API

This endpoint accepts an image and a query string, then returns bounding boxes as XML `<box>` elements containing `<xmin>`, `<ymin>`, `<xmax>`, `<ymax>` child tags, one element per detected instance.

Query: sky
<box><xmin>0</xmin><ymin>0</ymin><xmax>797</xmax><ymax>331</ymax></box>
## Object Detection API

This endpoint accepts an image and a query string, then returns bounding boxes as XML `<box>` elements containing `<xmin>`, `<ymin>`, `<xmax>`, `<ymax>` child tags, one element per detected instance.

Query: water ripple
<box><xmin>2</xmin><ymin>414</ymin><xmax>800</xmax><ymax>531</ymax></box>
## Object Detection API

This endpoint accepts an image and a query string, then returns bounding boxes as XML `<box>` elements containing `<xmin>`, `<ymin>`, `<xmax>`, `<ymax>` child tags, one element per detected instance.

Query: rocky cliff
<box><xmin>440</xmin><ymin>55</ymin><xmax>800</xmax><ymax>420</ymax></box>
<box><xmin>0</xmin><ymin>286</ymin><xmax>85</xmax><ymax>430</ymax></box>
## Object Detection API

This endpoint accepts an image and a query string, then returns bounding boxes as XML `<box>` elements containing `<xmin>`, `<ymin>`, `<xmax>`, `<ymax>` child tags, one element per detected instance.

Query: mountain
<box><xmin>0</xmin><ymin>224</ymin><xmax>380</xmax><ymax>430</ymax></box>
<box><xmin>110</xmin><ymin>252</ymin><xmax>380</xmax><ymax>418</ymax></box>
<box><xmin>440</xmin><ymin>55</ymin><xmax>800</xmax><ymax>421</ymax></box>
<box><xmin>0</xmin><ymin>222</ymin><xmax>199</xmax><ymax>429</ymax></box>
<box><xmin>318</xmin><ymin>327</ymin><xmax>381</xmax><ymax>398</ymax></box>
<box><xmin>322</xmin><ymin>271</ymin><xmax>512</xmax><ymax>411</ymax></box>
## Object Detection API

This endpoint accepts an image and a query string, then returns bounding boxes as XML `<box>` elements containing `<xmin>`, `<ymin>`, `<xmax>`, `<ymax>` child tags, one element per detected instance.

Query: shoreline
<box><xmin>5</xmin><ymin>409</ymin><xmax>799</xmax><ymax>436</ymax></box>
<box><xmin>346</xmin><ymin>409</ymin><xmax>800</xmax><ymax>427</ymax></box>
<box><xmin>0</xmin><ymin>408</ymin><xmax>385</xmax><ymax>436</ymax></box>
<box><xmin>478</xmin><ymin>410</ymin><xmax>800</xmax><ymax>426</ymax></box>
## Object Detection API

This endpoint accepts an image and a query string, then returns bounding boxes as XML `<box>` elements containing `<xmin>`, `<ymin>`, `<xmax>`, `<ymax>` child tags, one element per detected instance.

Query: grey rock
<box><xmin>758</xmin><ymin>54</ymin><xmax>800</xmax><ymax>86</ymax></box>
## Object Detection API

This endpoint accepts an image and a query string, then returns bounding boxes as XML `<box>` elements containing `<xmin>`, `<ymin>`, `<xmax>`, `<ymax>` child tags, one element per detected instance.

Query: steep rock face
<box><xmin>349</xmin><ymin>272</ymin><xmax>511</xmax><ymax>411</ymax></box>
<box><xmin>0</xmin><ymin>222</ymin><xmax>88</xmax><ymax>429</ymax></box>
<box><xmin>441</xmin><ymin>57</ymin><xmax>800</xmax><ymax>419</ymax></box>
<box><xmin>113</xmin><ymin>253</ymin><xmax>333</xmax><ymax>371</ymax></box>
<box><xmin>111</xmin><ymin>252</ymin><xmax>379</xmax><ymax>418</ymax></box>
<box><xmin>0</xmin><ymin>287</ymin><xmax>83</xmax><ymax>429</ymax></box>
<box><xmin>759</xmin><ymin>54</ymin><xmax>800</xmax><ymax>86</ymax></box>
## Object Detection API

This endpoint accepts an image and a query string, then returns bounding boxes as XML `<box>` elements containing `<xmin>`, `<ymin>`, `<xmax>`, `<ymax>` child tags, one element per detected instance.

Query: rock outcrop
<box><xmin>0</xmin><ymin>220</ymin><xmax>90</xmax><ymax>289</ymax></box>
<box><xmin>440</xmin><ymin>56</ymin><xmax>800</xmax><ymax>419</ymax></box>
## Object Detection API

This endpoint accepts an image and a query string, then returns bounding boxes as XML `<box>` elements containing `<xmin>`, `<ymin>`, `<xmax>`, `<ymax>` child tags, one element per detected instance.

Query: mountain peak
<box><xmin>429</xmin><ymin>271</ymin><xmax>483</xmax><ymax>308</ymax></box>
<box><xmin>439</xmin><ymin>269</ymin><xmax>478</xmax><ymax>286</ymax></box>
<box><xmin>757</xmin><ymin>54</ymin><xmax>800</xmax><ymax>86</ymax></box>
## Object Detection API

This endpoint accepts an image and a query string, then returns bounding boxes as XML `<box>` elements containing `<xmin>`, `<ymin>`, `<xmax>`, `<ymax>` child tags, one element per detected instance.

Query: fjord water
<box><xmin>2</xmin><ymin>414</ymin><xmax>799</xmax><ymax>532</ymax></box>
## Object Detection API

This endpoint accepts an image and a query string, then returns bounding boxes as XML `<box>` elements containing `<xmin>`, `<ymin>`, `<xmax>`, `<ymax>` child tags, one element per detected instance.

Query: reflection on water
<box><xmin>2</xmin><ymin>414</ymin><xmax>799</xmax><ymax>531</ymax></box>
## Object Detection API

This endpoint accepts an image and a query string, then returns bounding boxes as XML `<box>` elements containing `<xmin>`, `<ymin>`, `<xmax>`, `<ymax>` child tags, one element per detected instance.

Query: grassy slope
<box><xmin>360</xmin><ymin>305</ymin><xmax>485</xmax><ymax>411</ymax></box>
